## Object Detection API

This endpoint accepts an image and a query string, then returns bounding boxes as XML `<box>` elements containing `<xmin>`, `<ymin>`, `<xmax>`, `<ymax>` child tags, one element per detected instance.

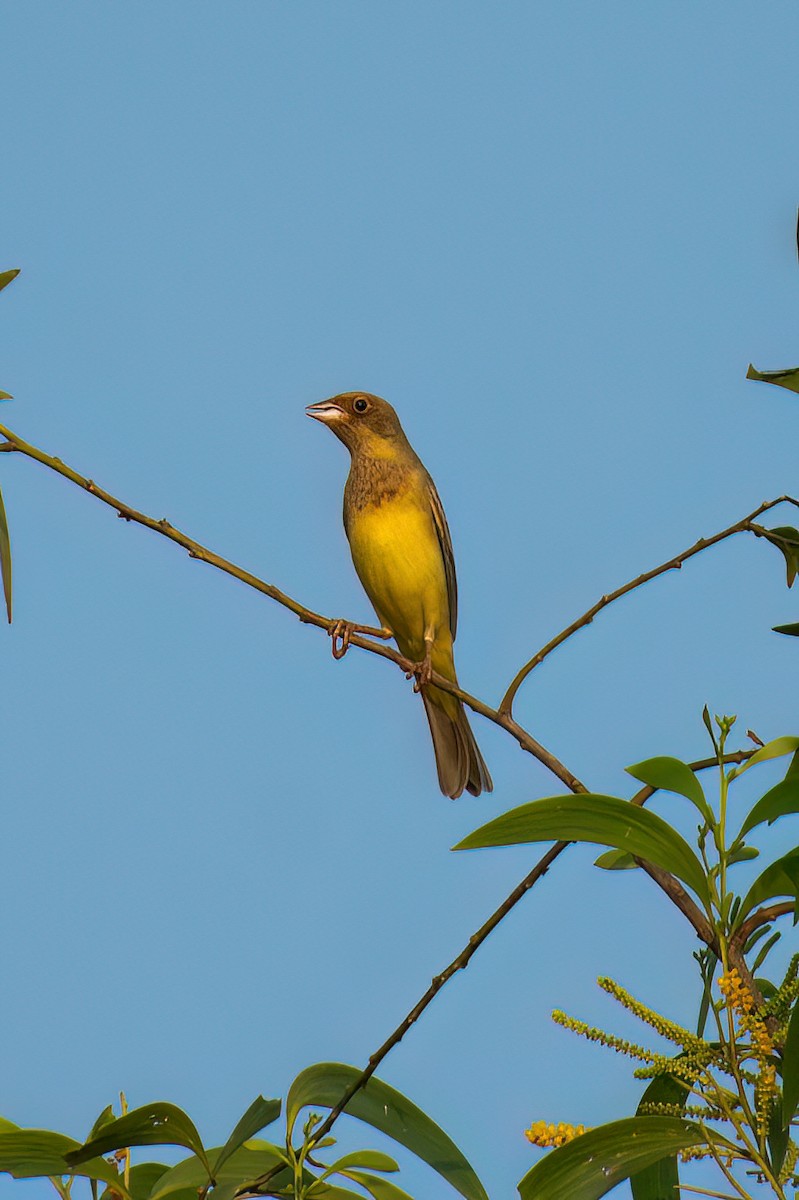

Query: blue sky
<box><xmin>2</xmin><ymin>3</ymin><xmax>799</xmax><ymax>1197</ymax></box>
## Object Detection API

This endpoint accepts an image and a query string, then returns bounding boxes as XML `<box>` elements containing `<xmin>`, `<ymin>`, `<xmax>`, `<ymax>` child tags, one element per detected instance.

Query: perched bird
<box><xmin>306</xmin><ymin>391</ymin><xmax>492</xmax><ymax>798</ymax></box>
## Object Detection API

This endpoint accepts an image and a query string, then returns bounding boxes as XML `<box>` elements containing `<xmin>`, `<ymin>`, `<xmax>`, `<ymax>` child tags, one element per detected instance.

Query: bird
<box><xmin>306</xmin><ymin>390</ymin><xmax>492</xmax><ymax>799</ymax></box>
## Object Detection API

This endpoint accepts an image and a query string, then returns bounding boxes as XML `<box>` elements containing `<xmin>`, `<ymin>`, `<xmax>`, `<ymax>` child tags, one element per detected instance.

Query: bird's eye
<box><xmin>353</xmin><ymin>397</ymin><xmax>369</xmax><ymax>414</ymax></box>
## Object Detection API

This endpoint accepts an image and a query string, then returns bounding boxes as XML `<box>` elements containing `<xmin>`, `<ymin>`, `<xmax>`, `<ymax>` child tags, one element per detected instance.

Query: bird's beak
<box><xmin>305</xmin><ymin>401</ymin><xmax>345</xmax><ymax>424</ymax></box>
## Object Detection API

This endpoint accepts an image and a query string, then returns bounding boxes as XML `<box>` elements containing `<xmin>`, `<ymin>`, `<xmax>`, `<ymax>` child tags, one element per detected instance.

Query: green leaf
<box><xmin>0</xmin><ymin>270</ymin><xmax>19</xmax><ymax>295</ymax></box>
<box><xmin>287</xmin><ymin>1063</ymin><xmax>488</xmax><ymax>1200</ymax></box>
<box><xmin>86</xmin><ymin>1106</ymin><xmax>116</xmax><ymax>1142</ymax></box>
<box><xmin>626</xmin><ymin>756</ymin><xmax>713</xmax><ymax>824</ymax></box>
<box><xmin>729</xmin><ymin>737</ymin><xmax>799</xmax><ymax>779</ymax></box>
<box><xmin>149</xmin><ymin>1141</ymin><xmax>287</xmax><ymax>1200</ymax></box>
<box><xmin>0</xmin><ymin>391</ymin><xmax>12</xmax><ymax>401</ymax></box>
<box><xmin>0</xmin><ymin>1120</ymin><xmax>19</xmax><ymax>1135</ymax></box>
<box><xmin>752</xmin><ymin>931</ymin><xmax>781</xmax><ymax>974</ymax></box>
<box><xmin>774</xmin><ymin>622</ymin><xmax>799</xmax><ymax>636</ymax></box>
<box><xmin>455</xmin><ymin>796</ymin><xmax>709</xmax><ymax>903</ymax></box>
<box><xmin>630</xmin><ymin>1075</ymin><xmax>689</xmax><ymax>1200</ymax></box>
<box><xmin>0</xmin><ymin>483</ymin><xmax>12</xmax><ymax>624</ymax></box>
<box><xmin>65</xmin><ymin>1103</ymin><xmax>210</xmax><ymax>1176</ymax></box>
<box><xmin>306</xmin><ymin>1180</ymin><xmax>376</xmax><ymax>1200</ymax></box>
<box><xmin>761</xmin><ymin>526</ymin><xmax>799</xmax><ymax>588</ymax></box>
<box><xmin>781</xmin><ymin>1002</ymin><xmax>799</xmax><ymax>1125</ymax></box>
<box><xmin>518</xmin><ymin>1117</ymin><xmax>709</xmax><ymax>1200</ymax></box>
<box><xmin>103</xmin><ymin>1162</ymin><xmax>170</xmax><ymax>1200</ymax></box>
<box><xmin>768</xmin><ymin>1098</ymin><xmax>790</xmax><ymax>1176</ymax></box>
<box><xmin>702</xmin><ymin>705</ymin><xmax>718</xmax><ymax>754</ymax></box>
<box><xmin>739</xmin><ymin>779</ymin><xmax>799</xmax><ymax>838</ymax></box>
<box><xmin>0</xmin><ymin>1130</ymin><xmax>128</xmax><ymax>1194</ymax></box>
<box><xmin>213</xmin><ymin>1096</ymin><xmax>281</xmax><ymax>1173</ymax></box>
<box><xmin>322</xmin><ymin>1150</ymin><xmax>399</xmax><ymax>1179</ymax></box>
<box><xmin>344</xmin><ymin>1171</ymin><xmax>415</xmax><ymax>1200</ymax></box>
<box><xmin>747</xmin><ymin>363</ymin><xmax>799</xmax><ymax>393</ymax></box>
<box><xmin>728</xmin><ymin>844</ymin><xmax>759</xmax><ymax>865</ymax></box>
<box><xmin>594</xmin><ymin>848</ymin><xmax>638</xmax><ymax>870</ymax></box>
<box><xmin>736</xmin><ymin>849</ymin><xmax>799</xmax><ymax>924</ymax></box>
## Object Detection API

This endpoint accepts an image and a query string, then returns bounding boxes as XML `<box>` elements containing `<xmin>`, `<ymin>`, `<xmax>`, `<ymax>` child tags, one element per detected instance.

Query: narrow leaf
<box><xmin>752</xmin><ymin>931</ymin><xmax>781</xmax><ymax>974</ymax></box>
<box><xmin>768</xmin><ymin>1099</ymin><xmax>789</xmax><ymax>1176</ymax></box>
<box><xmin>626</xmin><ymin>756</ymin><xmax>713</xmax><ymax>824</ymax></box>
<box><xmin>213</xmin><ymin>1096</ymin><xmax>281</xmax><ymax>1174</ymax></box>
<box><xmin>0</xmin><ymin>391</ymin><xmax>12</xmax><ymax>401</ymax></box>
<box><xmin>739</xmin><ymin>779</ymin><xmax>799</xmax><ymax>838</ymax></box>
<box><xmin>0</xmin><ymin>270</ymin><xmax>19</xmax><ymax>294</ymax></box>
<box><xmin>594</xmin><ymin>849</ymin><xmax>638</xmax><ymax>871</ymax></box>
<box><xmin>774</xmin><ymin>622</ymin><xmax>799</xmax><ymax>636</ymax></box>
<box><xmin>344</xmin><ymin>1171</ymin><xmax>415</xmax><ymax>1200</ymax></box>
<box><xmin>0</xmin><ymin>483</ymin><xmax>11</xmax><ymax>623</ymax></box>
<box><xmin>518</xmin><ymin>1117</ymin><xmax>709</xmax><ymax>1200</ymax></box>
<box><xmin>781</xmin><ymin>1003</ymin><xmax>799</xmax><ymax>1125</ymax></box>
<box><xmin>0</xmin><ymin>1130</ymin><xmax>128</xmax><ymax>1194</ymax></box>
<box><xmin>65</xmin><ymin>1103</ymin><xmax>210</xmax><ymax>1176</ymax></box>
<box><xmin>736</xmin><ymin>849</ymin><xmax>799</xmax><ymax>924</ymax></box>
<box><xmin>322</xmin><ymin>1150</ymin><xmax>399</xmax><ymax>1180</ymax></box>
<box><xmin>455</xmin><ymin>796</ymin><xmax>709</xmax><ymax>903</ymax></box>
<box><xmin>702</xmin><ymin>706</ymin><xmax>718</xmax><ymax>753</ymax></box>
<box><xmin>729</xmin><ymin>737</ymin><xmax>799</xmax><ymax>778</ymax></box>
<box><xmin>630</xmin><ymin>1074</ymin><xmax>689</xmax><ymax>1200</ymax></box>
<box><xmin>86</xmin><ymin>1106</ymin><xmax>115</xmax><ymax>1142</ymax></box>
<box><xmin>149</xmin><ymin>1141</ymin><xmax>286</xmax><ymax>1200</ymax></box>
<box><xmin>288</xmin><ymin>1063</ymin><xmax>488</xmax><ymax>1200</ymax></box>
<box><xmin>747</xmin><ymin>363</ymin><xmax>799</xmax><ymax>394</ymax></box>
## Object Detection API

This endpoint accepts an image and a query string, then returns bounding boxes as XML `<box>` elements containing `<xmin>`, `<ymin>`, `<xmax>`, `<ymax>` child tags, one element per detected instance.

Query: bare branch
<box><xmin>731</xmin><ymin>901</ymin><xmax>796</xmax><ymax>949</ymax></box>
<box><xmin>499</xmin><ymin>496</ymin><xmax>799</xmax><ymax>716</ymax></box>
<box><xmin>0</xmin><ymin>422</ymin><xmax>589</xmax><ymax>792</ymax></box>
<box><xmin>0</xmin><ymin>421</ymin><xmax>774</xmax><ymax>1173</ymax></box>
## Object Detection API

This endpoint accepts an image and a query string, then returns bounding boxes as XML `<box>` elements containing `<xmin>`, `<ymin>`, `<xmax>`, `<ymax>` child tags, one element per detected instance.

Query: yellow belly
<box><xmin>347</xmin><ymin>493</ymin><xmax>451</xmax><ymax>664</ymax></box>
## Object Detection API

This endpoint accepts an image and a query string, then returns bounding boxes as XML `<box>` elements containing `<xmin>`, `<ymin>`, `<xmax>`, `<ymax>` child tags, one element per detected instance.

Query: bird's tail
<box><xmin>421</xmin><ymin>686</ymin><xmax>493</xmax><ymax>799</ymax></box>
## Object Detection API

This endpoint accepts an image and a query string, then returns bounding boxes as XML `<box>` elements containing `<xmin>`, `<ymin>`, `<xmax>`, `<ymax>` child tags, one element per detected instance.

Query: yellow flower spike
<box><xmin>718</xmin><ymin>968</ymin><xmax>754</xmax><ymax>1015</ymax></box>
<box><xmin>525</xmin><ymin>1120</ymin><xmax>587</xmax><ymax>1148</ymax></box>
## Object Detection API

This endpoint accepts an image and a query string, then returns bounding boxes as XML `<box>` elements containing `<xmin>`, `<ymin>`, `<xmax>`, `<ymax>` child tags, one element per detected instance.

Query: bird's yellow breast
<box><xmin>346</xmin><ymin>487</ymin><xmax>451</xmax><ymax>662</ymax></box>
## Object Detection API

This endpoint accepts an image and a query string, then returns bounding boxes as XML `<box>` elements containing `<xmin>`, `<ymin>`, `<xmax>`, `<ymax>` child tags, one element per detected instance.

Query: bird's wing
<box><xmin>426</xmin><ymin>476</ymin><xmax>458</xmax><ymax>640</ymax></box>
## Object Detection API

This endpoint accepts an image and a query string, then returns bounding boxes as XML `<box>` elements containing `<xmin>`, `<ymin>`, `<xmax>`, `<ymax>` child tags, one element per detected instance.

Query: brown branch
<box><xmin>499</xmin><ymin>496</ymin><xmax>799</xmax><ymax>716</ymax></box>
<box><xmin>731</xmin><ymin>901</ymin><xmax>796</xmax><ymax>950</ymax></box>
<box><xmin>245</xmin><ymin>754</ymin><xmax>753</xmax><ymax>1194</ymax></box>
<box><xmin>0</xmin><ymin>423</ymin><xmax>589</xmax><ymax>793</ymax></box>
<box><xmin>0</xmin><ymin>422</ymin><xmax>772</xmax><ymax>1176</ymax></box>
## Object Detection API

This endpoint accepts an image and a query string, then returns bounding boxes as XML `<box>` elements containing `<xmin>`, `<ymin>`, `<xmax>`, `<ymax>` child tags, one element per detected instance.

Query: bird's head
<box><xmin>305</xmin><ymin>392</ymin><xmax>409</xmax><ymax>458</ymax></box>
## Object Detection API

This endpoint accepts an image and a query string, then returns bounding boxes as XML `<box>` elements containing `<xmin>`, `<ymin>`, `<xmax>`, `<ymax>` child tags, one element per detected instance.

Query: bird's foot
<box><xmin>406</xmin><ymin>655</ymin><xmax>433</xmax><ymax>693</ymax></box>
<box><xmin>327</xmin><ymin>619</ymin><xmax>391</xmax><ymax>659</ymax></box>
<box><xmin>327</xmin><ymin>618</ymin><xmax>355</xmax><ymax>660</ymax></box>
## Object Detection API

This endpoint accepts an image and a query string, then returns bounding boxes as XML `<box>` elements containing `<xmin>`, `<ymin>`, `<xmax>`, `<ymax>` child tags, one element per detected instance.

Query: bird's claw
<box><xmin>406</xmin><ymin>657</ymin><xmax>433</xmax><ymax>693</ymax></box>
<box><xmin>328</xmin><ymin>618</ymin><xmax>353</xmax><ymax>660</ymax></box>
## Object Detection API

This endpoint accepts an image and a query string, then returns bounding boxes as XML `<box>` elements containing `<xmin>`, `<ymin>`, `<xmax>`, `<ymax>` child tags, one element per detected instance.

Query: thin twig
<box><xmin>0</xmin><ymin>423</ymin><xmax>774</xmax><ymax>1185</ymax></box>
<box><xmin>499</xmin><ymin>496</ymin><xmax>799</xmax><ymax>716</ymax></box>
<box><xmin>244</xmin><ymin>753</ymin><xmax>753</xmax><ymax>1194</ymax></box>
<box><xmin>0</xmin><ymin>424</ymin><xmax>583</xmax><ymax>791</ymax></box>
<box><xmin>732</xmin><ymin>901</ymin><xmax>796</xmax><ymax>949</ymax></box>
